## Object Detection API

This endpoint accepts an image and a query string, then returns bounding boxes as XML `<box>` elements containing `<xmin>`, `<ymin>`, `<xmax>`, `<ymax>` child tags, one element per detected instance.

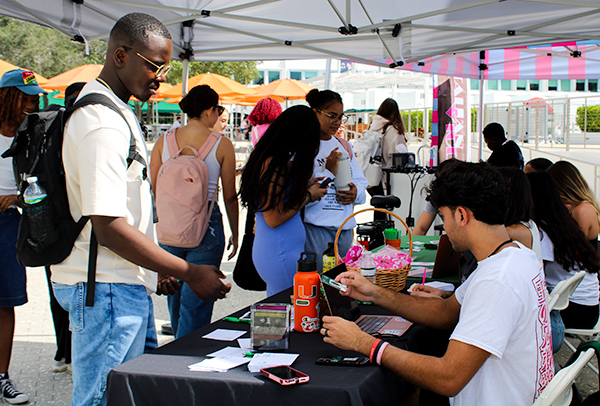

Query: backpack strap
<box><xmin>68</xmin><ymin>93</ymin><xmax>149</xmax><ymax>307</ymax></box>
<box><xmin>334</xmin><ymin>135</ymin><xmax>354</xmax><ymax>160</ymax></box>
<box><xmin>566</xmin><ymin>341</ymin><xmax>600</xmax><ymax>388</ymax></box>
<box><xmin>164</xmin><ymin>128</ymin><xmax>179</xmax><ymax>160</ymax></box>
<box><xmin>200</xmin><ymin>131</ymin><xmax>222</xmax><ymax>215</ymax></box>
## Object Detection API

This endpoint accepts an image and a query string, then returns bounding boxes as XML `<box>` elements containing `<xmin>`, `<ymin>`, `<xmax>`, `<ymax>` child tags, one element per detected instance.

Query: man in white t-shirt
<box><xmin>321</xmin><ymin>162</ymin><xmax>553</xmax><ymax>406</ymax></box>
<box><xmin>50</xmin><ymin>13</ymin><xmax>231</xmax><ymax>406</ymax></box>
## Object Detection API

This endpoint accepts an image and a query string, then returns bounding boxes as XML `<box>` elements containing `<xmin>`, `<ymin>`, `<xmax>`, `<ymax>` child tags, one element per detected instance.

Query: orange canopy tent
<box><xmin>40</xmin><ymin>64</ymin><xmax>103</xmax><ymax>91</ymax></box>
<box><xmin>243</xmin><ymin>79</ymin><xmax>313</xmax><ymax>103</ymax></box>
<box><xmin>0</xmin><ymin>58</ymin><xmax>47</xmax><ymax>85</ymax></box>
<box><xmin>163</xmin><ymin>73</ymin><xmax>256</xmax><ymax>99</ymax></box>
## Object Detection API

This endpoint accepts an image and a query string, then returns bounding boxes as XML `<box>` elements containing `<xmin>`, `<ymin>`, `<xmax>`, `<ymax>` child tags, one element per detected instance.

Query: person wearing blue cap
<box><xmin>0</xmin><ymin>68</ymin><xmax>45</xmax><ymax>405</ymax></box>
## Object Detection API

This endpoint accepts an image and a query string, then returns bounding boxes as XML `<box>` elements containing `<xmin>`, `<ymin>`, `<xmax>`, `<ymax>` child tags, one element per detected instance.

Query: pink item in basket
<box><xmin>344</xmin><ymin>245</ymin><xmax>365</xmax><ymax>269</ymax></box>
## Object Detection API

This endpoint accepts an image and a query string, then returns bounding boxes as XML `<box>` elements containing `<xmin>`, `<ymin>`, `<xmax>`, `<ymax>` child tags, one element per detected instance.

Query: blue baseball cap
<box><xmin>0</xmin><ymin>69</ymin><xmax>47</xmax><ymax>95</ymax></box>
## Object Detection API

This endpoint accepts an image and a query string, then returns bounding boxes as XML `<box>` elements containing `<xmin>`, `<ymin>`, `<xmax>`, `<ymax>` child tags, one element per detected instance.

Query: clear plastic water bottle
<box><xmin>360</xmin><ymin>251</ymin><xmax>377</xmax><ymax>284</ymax></box>
<box><xmin>23</xmin><ymin>176</ymin><xmax>53</xmax><ymax>243</ymax></box>
<box><xmin>23</xmin><ymin>176</ymin><xmax>47</xmax><ymax>204</ymax></box>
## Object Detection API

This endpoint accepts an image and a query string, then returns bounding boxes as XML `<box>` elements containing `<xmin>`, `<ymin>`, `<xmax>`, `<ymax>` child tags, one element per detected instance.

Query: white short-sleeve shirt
<box><xmin>450</xmin><ymin>242</ymin><xmax>553</xmax><ymax>406</ymax></box>
<box><xmin>51</xmin><ymin>80</ymin><xmax>157</xmax><ymax>293</ymax></box>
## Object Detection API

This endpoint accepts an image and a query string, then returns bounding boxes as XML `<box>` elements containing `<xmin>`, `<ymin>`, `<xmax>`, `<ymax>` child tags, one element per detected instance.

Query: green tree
<box><xmin>165</xmin><ymin>60</ymin><xmax>259</xmax><ymax>85</ymax></box>
<box><xmin>0</xmin><ymin>16</ymin><xmax>106</xmax><ymax>78</ymax></box>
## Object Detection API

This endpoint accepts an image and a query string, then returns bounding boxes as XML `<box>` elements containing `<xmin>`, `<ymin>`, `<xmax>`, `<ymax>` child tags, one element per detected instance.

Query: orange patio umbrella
<box><xmin>243</xmin><ymin>79</ymin><xmax>313</xmax><ymax>103</ymax></box>
<box><xmin>131</xmin><ymin>82</ymin><xmax>173</xmax><ymax>102</ymax></box>
<box><xmin>163</xmin><ymin>73</ymin><xmax>257</xmax><ymax>98</ymax></box>
<box><xmin>0</xmin><ymin>58</ymin><xmax>47</xmax><ymax>85</ymax></box>
<box><xmin>40</xmin><ymin>64</ymin><xmax>103</xmax><ymax>91</ymax></box>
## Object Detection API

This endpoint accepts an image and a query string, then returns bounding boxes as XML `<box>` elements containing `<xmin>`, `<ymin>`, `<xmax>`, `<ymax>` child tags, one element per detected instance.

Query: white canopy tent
<box><xmin>0</xmin><ymin>0</ymin><xmax>599</xmax><ymax>67</ymax></box>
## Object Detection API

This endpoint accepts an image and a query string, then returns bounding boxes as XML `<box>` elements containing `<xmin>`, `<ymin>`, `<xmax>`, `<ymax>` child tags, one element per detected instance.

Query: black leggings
<box><xmin>560</xmin><ymin>302</ymin><xmax>599</xmax><ymax>329</ymax></box>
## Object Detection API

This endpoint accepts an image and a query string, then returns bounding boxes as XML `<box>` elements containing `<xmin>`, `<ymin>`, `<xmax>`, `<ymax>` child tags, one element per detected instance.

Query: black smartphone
<box><xmin>320</xmin><ymin>177</ymin><xmax>333</xmax><ymax>188</ymax></box>
<box><xmin>316</xmin><ymin>356</ymin><xmax>369</xmax><ymax>366</ymax></box>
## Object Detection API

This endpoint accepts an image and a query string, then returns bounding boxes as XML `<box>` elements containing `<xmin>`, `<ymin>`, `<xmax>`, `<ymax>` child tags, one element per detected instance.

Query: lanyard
<box><xmin>489</xmin><ymin>239</ymin><xmax>514</xmax><ymax>257</ymax></box>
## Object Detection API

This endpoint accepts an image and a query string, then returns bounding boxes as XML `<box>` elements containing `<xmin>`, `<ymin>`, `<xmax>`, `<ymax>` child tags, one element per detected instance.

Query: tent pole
<box><xmin>182</xmin><ymin>59</ymin><xmax>190</xmax><ymax>126</ymax></box>
<box><xmin>325</xmin><ymin>59</ymin><xmax>332</xmax><ymax>90</ymax></box>
<box><xmin>478</xmin><ymin>51</ymin><xmax>485</xmax><ymax>162</ymax></box>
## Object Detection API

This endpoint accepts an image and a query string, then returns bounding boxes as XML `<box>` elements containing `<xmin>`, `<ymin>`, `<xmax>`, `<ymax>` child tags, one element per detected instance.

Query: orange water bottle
<box><xmin>294</xmin><ymin>252</ymin><xmax>320</xmax><ymax>333</ymax></box>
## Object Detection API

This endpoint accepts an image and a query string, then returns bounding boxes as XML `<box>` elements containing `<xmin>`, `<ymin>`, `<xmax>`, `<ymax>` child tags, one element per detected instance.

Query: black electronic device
<box><xmin>316</xmin><ymin>356</ymin><xmax>369</xmax><ymax>366</ymax></box>
<box><xmin>392</xmin><ymin>152</ymin><xmax>416</xmax><ymax>169</ymax></box>
<box><xmin>320</xmin><ymin>177</ymin><xmax>333</xmax><ymax>188</ymax></box>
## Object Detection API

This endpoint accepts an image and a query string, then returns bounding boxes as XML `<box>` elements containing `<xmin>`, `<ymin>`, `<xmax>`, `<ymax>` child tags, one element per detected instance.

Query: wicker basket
<box><xmin>334</xmin><ymin>208</ymin><xmax>413</xmax><ymax>292</ymax></box>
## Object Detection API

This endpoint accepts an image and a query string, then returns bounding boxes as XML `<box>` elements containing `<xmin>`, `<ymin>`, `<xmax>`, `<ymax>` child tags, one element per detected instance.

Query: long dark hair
<box><xmin>179</xmin><ymin>85</ymin><xmax>218</xmax><ymax>119</ymax></box>
<box><xmin>376</xmin><ymin>98</ymin><xmax>405</xmax><ymax>135</ymax></box>
<box><xmin>240</xmin><ymin>105</ymin><xmax>321</xmax><ymax>213</ymax></box>
<box><xmin>527</xmin><ymin>171</ymin><xmax>599</xmax><ymax>273</ymax></box>
<box><xmin>497</xmin><ymin>167</ymin><xmax>534</xmax><ymax>226</ymax></box>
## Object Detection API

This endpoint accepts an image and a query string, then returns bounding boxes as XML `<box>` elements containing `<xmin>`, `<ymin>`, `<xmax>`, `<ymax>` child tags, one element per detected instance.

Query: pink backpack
<box><xmin>156</xmin><ymin>129</ymin><xmax>221</xmax><ymax>247</ymax></box>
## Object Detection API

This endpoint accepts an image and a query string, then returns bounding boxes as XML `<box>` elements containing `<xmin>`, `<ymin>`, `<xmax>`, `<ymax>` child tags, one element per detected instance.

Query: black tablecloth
<box><xmin>106</xmin><ymin>289</ymin><xmax>426</xmax><ymax>406</ymax></box>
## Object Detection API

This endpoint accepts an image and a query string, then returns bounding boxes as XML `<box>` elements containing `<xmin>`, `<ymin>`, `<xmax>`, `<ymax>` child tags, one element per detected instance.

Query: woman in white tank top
<box><xmin>149</xmin><ymin>84</ymin><xmax>238</xmax><ymax>339</ymax></box>
<box><xmin>497</xmin><ymin>167</ymin><xmax>542</xmax><ymax>262</ymax></box>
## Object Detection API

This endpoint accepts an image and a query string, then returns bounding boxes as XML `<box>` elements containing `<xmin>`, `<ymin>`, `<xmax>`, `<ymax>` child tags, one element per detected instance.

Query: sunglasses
<box><xmin>215</xmin><ymin>105</ymin><xmax>225</xmax><ymax>116</ymax></box>
<box><xmin>317</xmin><ymin>108</ymin><xmax>348</xmax><ymax>124</ymax></box>
<box><xmin>122</xmin><ymin>46</ymin><xmax>172</xmax><ymax>79</ymax></box>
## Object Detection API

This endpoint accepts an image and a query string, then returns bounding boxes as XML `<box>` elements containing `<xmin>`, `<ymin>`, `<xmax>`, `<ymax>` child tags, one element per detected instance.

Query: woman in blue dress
<box><xmin>240</xmin><ymin>106</ymin><xmax>327</xmax><ymax>296</ymax></box>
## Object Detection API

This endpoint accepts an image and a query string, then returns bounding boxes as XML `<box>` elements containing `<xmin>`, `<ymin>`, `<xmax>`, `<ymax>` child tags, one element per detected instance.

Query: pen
<box><xmin>223</xmin><ymin>316</ymin><xmax>251</xmax><ymax>324</ymax></box>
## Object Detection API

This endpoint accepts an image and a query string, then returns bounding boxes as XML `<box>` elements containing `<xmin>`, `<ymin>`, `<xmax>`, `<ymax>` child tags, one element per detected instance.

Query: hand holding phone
<box><xmin>320</xmin><ymin>177</ymin><xmax>333</xmax><ymax>188</ymax></box>
<box><xmin>260</xmin><ymin>365</ymin><xmax>310</xmax><ymax>385</ymax></box>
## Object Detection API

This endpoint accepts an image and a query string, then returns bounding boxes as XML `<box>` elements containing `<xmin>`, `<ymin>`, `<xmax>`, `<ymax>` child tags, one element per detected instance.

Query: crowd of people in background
<box><xmin>1</xmin><ymin>12</ymin><xmax>599</xmax><ymax>406</ymax></box>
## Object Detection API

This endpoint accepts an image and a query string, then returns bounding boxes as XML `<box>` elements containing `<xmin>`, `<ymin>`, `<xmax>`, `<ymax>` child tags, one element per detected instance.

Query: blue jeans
<box><xmin>160</xmin><ymin>204</ymin><xmax>225</xmax><ymax>338</ymax></box>
<box><xmin>0</xmin><ymin>208</ymin><xmax>27</xmax><ymax>307</ymax></box>
<box><xmin>52</xmin><ymin>282</ymin><xmax>157</xmax><ymax>406</ymax></box>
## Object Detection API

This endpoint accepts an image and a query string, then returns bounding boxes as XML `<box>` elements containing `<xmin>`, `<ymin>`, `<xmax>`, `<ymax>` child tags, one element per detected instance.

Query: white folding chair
<box><xmin>563</xmin><ymin>317</ymin><xmax>600</xmax><ymax>375</ymax></box>
<box><xmin>546</xmin><ymin>271</ymin><xmax>586</xmax><ymax>311</ymax></box>
<box><xmin>533</xmin><ymin>347</ymin><xmax>596</xmax><ymax>406</ymax></box>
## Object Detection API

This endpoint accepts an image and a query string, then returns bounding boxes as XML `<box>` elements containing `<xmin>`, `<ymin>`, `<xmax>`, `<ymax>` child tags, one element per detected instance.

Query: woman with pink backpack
<box><xmin>149</xmin><ymin>85</ymin><xmax>238</xmax><ymax>339</ymax></box>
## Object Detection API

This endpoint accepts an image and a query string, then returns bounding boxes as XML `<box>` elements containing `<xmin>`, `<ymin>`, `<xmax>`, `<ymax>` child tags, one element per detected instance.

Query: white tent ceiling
<box><xmin>0</xmin><ymin>0</ymin><xmax>600</xmax><ymax>67</ymax></box>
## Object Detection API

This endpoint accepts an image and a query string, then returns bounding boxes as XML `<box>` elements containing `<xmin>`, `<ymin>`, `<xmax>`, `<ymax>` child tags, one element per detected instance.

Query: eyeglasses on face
<box><xmin>122</xmin><ymin>46</ymin><xmax>172</xmax><ymax>79</ymax></box>
<box><xmin>317</xmin><ymin>108</ymin><xmax>348</xmax><ymax>124</ymax></box>
<box><xmin>215</xmin><ymin>105</ymin><xmax>225</xmax><ymax>116</ymax></box>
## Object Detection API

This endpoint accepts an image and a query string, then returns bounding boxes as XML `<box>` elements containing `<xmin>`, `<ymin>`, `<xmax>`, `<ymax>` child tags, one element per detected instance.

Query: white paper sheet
<box><xmin>237</xmin><ymin>338</ymin><xmax>252</xmax><ymax>349</ymax></box>
<box><xmin>206</xmin><ymin>346</ymin><xmax>249</xmax><ymax>359</ymax></box>
<box><xmin>188</xmin><ymin>356</ymin><xmax>250</xmax><ymax>372</ymax></box>
<box><xmin>247</xmin><ymin>353</ymin><xmax>299</xmax><ymax>373</ymax></box>
<box><xmin>202</xmin><ymin>329</ymin><xmax>246</xmax><ymax>341</ymax></box>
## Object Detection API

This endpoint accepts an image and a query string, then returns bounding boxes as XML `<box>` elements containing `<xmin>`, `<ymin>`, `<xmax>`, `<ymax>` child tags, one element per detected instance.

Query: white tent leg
<box><xmin>478</xmin><ymin>64</ymin><xmax>484</xmax><ymax>162</ymax></box>
<box><xmin>325</xmin><ymin>59</ymin><xmax>332</xmax><ymax>90</ymax></box>
<box><xmin>182</xmin><ymin>59</ymin><xmax>190</xmax><ymax>126</ymax></box>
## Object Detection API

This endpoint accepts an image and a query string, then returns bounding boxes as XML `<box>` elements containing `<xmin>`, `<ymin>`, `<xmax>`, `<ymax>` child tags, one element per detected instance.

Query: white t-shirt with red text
<box><xmin>451</xmin><ymin>242</ymin><xmax>553</xmax><ymax>406</ymax></box>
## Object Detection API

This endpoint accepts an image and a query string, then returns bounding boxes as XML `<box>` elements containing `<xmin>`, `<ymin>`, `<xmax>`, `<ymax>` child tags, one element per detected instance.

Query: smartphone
<box><xmin>260</xmin><ymin>365</ymin><xmax>310</xmax><ymax>385</ymax></box>
<box><xmin>316</xmin><ymin>356</ymin><xmax>369</xmax><ymax>366</ymax></box>
<box><xmin>320</xmin><ymin>177</ymin><xmax>333</xmax><ymax>188</ymax></box>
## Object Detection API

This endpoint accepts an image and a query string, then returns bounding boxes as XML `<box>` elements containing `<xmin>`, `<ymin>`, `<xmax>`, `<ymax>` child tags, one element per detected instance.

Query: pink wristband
<box><xmin>376</xmin><ymin>341</ymin><xmax>389</xmax><ymax>365</ymax></box>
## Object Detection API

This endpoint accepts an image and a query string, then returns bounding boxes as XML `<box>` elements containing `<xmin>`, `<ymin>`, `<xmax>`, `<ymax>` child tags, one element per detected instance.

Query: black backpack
<box><xmin>2</xmin><ymin>93</ymin><xmax>146</xmax><ymax>305</ymax></box>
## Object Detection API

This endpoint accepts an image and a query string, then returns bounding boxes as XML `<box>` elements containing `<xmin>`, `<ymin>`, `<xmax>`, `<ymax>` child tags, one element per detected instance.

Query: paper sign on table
<box><xmin>206</xmin><ymin>346</ymin><xmax>248</xmax><ymax>359</ymax></box>
<box><xmin>188</xmin><ymin>356</ymin><xmax>250</xmax><ymax>372</ymax></box>
<box><xmin>202</xmin><ymin>329</ymin><xmax>246</xmax><ymax>341</ymax></box>
<box><xmin>237</xmin><ymin>338</ymin><xmax>252</xmax><ymax>349</ymax></box>
<box><xmin>247</xmin><ymin>353</ymin><xmax>299</xmax><ymax>373</ymax></box>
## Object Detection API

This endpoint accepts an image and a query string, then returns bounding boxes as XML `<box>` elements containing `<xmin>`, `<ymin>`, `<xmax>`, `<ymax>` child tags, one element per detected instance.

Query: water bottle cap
<box><xmin>26</xmin><ymin>176</ymin><xmax>38</xmax><ymax>183</ymax></box>
<box><xmin>297</xmin><ymin>251</ymin><xmax>317</xmax><ymax>272</ymax></box>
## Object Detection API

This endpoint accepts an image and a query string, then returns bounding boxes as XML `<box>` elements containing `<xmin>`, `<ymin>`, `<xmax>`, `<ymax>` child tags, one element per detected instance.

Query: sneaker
<box><xmin>66</xmin><ymin>364</ymin><xmax>72</xmax><ymax>375</ymax></box>
<box><xmin>52</xmin><ymin>358</ymin><xmax>68</xmax><ymax>373</ymax></box>
<box><xmin>161</xmin><ymin>323</ymin><xmax>174</xmax><ymax>336</ymax></box>
<box><xmin>0</xmin><ymin>377</ymin><xmax>29</xmax><ymax>405</ymax></box>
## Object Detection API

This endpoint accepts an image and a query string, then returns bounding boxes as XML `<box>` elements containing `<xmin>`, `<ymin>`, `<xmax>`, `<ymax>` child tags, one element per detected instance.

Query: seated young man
<box><xmin>322</xmin><ymin>161</ymin><xmax>553</xmax><ymax>406</ymax></box>
<box><xmin>484</xmin><ymin>122</ymin><xmax>524</xmax><ymax>170</ymax></box>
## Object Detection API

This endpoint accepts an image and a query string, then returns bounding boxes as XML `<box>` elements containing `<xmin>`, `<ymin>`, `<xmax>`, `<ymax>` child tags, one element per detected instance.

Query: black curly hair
<box><xmin>426</xmin><ymin>161</ymin><xmax>507</xmax><ymax>225</ymax></box>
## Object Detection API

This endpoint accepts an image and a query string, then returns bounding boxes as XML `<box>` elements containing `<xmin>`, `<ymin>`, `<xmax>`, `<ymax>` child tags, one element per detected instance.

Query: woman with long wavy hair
<box><xmin>240</xmin><ymin>106</ymin><xmax>327</xmax><ymax>296</ymax></box>
<box><xmin>528</xmin><ymin>171</ymin><xmax>600</xmax><ymax>328</ymax></box>
<box><xmin>547</xmin><ymin>160</ymin><xmax>600</xmax><ymax>248</ymax></box>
